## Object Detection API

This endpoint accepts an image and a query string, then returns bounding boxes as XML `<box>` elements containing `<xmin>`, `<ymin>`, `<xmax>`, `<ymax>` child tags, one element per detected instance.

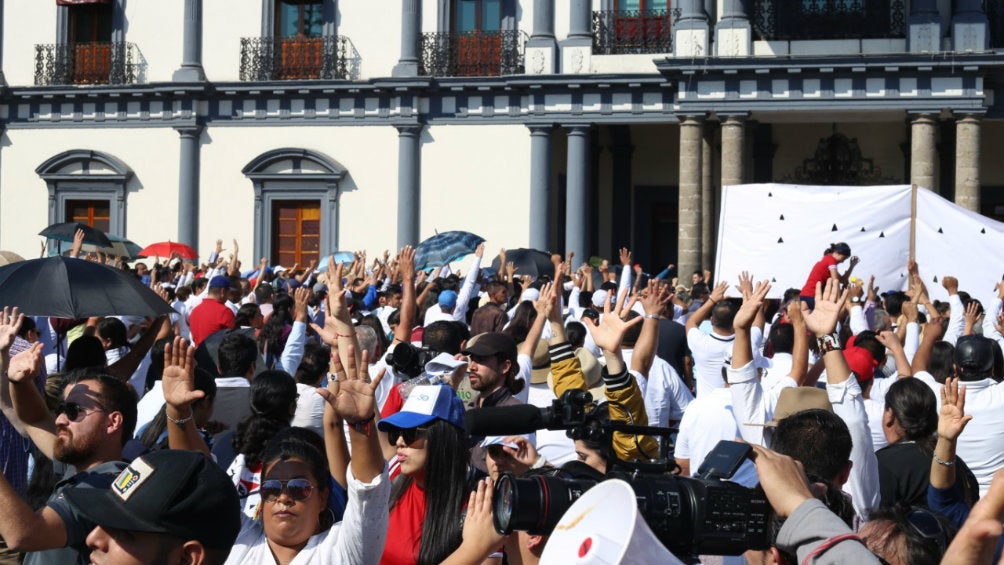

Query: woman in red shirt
<box><xmin>377</xmin><ymin>384</ymin><xmax>471</xmax><ymax>565</ymax></box>
<box><xmin>800</xmin><ymin>242</ymin><xmax>858</xmax><ymax>309</ymax></box>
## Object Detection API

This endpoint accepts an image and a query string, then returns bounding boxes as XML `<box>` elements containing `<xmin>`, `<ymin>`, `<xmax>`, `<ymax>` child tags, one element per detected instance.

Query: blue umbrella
<box><xmin>414</xmin><ymin>231</ymin><xmax>484</xmax><ymax>271</ymax></box>
<box><xmin>80</xmin><ymin>234</ymin><xmax>144</xmax><ymax>260</ymax></box>
<box><xmin>315</xmin><ymin>251</ymin><xmax>357</xmax><ymax>272</ymax></box>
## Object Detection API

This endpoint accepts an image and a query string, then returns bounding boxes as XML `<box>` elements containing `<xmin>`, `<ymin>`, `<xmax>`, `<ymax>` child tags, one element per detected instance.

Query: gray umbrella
<box><xmin>0</xmin><ymin>256</ymin><xmax>175</xmax><ymax>318</ymax></box>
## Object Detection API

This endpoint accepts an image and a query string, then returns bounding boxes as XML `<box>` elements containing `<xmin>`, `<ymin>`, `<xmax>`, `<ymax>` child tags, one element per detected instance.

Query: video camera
<box><xmin>385</xmin><ymin>342</ymin><xmax>436</xmax><ymax>378</ymax></box>
<box><xmin>466</xmin><ymin>390</ymin><xmax>771</xmax><ymax>562</ymax></box>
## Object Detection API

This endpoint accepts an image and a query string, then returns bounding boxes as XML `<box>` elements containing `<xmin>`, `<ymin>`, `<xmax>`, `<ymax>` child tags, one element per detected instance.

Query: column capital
<box><xmin>678</xmin><ymin>114</ymin><xmax>706</xmax><ymax>126</ymax></box>
<box><xmin>907</xmin><ymin>112</ymin><xmax>940</xmax><ymax>123</ymax></box>
<box><xmin>953</xmin><ymin>112</ymin><xmax>985</xmax><ymax>122</ymax></box>
<box><xmin>564</xmin><ymin>123</ymin><xmax>592</xmax><ymax>135</ymax></box>
<box><xmin>395</xmin><ymin>123</ymin><xmax>424</xmax><ymax>136</ymax></box>
<box><xmin>173</xmin><ymin>123</ymin><xmax>204</xmax><ymax>138</ymax></box>
<box><xmin>718</xmin><ymin>113</ymin><xmax>749</xmax><ymax>124</ymax></box>
<box><xmin>527</xmin><ymin>123</ymin><xmax>556</xmax><ymax>135</ymax></box>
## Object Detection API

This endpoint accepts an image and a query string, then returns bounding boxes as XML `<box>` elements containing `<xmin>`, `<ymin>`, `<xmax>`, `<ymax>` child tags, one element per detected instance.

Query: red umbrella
<box><xmin>138</xmin><ymin>241</ymin><xmax>198</xmax><ymax>259</ymax></box>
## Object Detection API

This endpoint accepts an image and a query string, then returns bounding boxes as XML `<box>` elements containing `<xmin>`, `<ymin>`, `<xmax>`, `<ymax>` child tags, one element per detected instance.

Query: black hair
<box><xmin>691</xmin><ymin>282</ymin><xmax>710</xmax><ymax>297</ymax></box>
<box><xmin>139</xmin><ymin>367</ymin><xmax>217</xmax><ymax>450</ymax></box>
<box><xmin>566</xmin><ymin>321</ymin><xmax>587</xmax><ymax>349</ymax></box>
<box><xmin>16</xmin><ymin>317</ymin><xmax>37</xmax><ymax>339</ymax></box>
<box><xmin>389</xmin><ymin>419</ymin><xmax>471</xmax><ymax>565</ymax></box>
<box><xmin>883</xmin><ymin>292</ymin><xmax>909</xmax><ymax>317</ymax></box>
<box><xmin>261</xmin><ymin>427</ymin><xmax>334</xmax><ymax>530</ymax></box>
<box><xmin>621</xmin><ymin>311</ymin><xmax>643</xmax><ymax>347</ymax></box>
<box><xmin>64</xmin><ymin>335</ymin><xmax>108</xmax><ymax>372</ymax></box>
<box><xmin>254</xmin><ymin>284</ymin><xmax>274</xmax><ymax>304</ymax></box>
<box><xmin>772</xmin><ymin>409</ymin><xmax>852</xmax><ymax>483</ymax></box>
<box><xmin>485</xmin><ymin>281</ymin><xmax>506</xmax><ymax>296</ymax></box>
<box><xmin>824</xmin><ymin>242</ymin><xmax>850</xmax><ymax>255</ymax></box>
<box><xmin>502</xmin><ymin>301</ymin><xmax>537</xmax><ymax>345</ymax></box>
<box><xmin>387</xmin><ymin>308</ymin><xmax>401</xmax><ymax>328</ymax></box>
<box><xmin>295</xmin><ymin>342</ymin><xmax>331</xmax><ymax>386</ymax></box>
<box><xmin>218</xmin><ymin>332</ymin><xmax>258</xmax><ymax>377</ymax></box>
<box><xmin>884</xmin><ymin>378</ymin><xmax>937</xmax><ymax>447</ymax></box>
<box><xmin>233</xmin><ymin>303</ymin><xmax>261</xmax><ymax>327</ymax></box>
<box><xmin>64</xmin><ymin>368</ymin><xmax>138</xmax><ymax>445</ymax></box>
<box><xmin>767</xmin><ymin>322</ymin><xmax>795</xmax><ymax>355</ymax></box>
<box><xmin>259</xmin><ymin>293</ymin><xmax>294</xmax><ymax>355</ymax></box>
<box><xmin>865</xmin><ymin>503</ymin><xmax>955</xmax><ymax>565</ymax></box>
<box><xmin>143</xmin><ymin>337</ymin><xmax>173</xmax><ymax>394</ymax></box>
<box><xmin>928</xmin><ymin>342</ymin><xmax>955</xmax><ymax>384</ymax></box>
<box><xmin>710</xmin><ymin>299</ymin><xmax>740</xmax><ymax>331</ymax></box>
<box><xmin>232</xmin><ymin>370</ymin><xmax>298</xmax><ymax>464</ymax></box>
<box><xmin>854</xmin><ymin>331</ymin><xmax>887</xmax><ymax>365</ymax></box>
<box><xmin>422</xmin><ymin>320</ymin><xmax>468</xmax><ymax>355</ymax></box>
<box><xmin>175</xmin><ymin>286</ymin><xmax>192</xmax><ymax>302</ymax></box>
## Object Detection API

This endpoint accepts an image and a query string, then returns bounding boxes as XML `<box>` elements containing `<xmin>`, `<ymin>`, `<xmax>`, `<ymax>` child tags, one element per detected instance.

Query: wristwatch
<box><xmin>850</xmin><ymin>297</ymin><xmax>861</xmax><ymax>303</ymax></box>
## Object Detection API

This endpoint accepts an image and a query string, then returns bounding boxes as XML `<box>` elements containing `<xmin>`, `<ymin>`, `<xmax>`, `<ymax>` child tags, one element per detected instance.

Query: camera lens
<box><xmin>491</xmin><ymin>473</ymin><xmax>597</xmax><ymax>535</ymax></box>
<box><xmin>493</xmin><ymin>474</ymin><xmax>514</xmax><ymax>534</ymax></box>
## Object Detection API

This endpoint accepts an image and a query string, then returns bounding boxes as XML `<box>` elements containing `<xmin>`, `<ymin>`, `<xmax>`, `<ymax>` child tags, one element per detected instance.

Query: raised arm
<box><xmin>943</xmin><ymin>276</ymin><xmax>965</xmax><ymax>345</ymax></box>
<box><xmin>685</xmin><ymin>280</ymin><xmax>728</xmax><ymax>333</ymax></box>
<box><xmin>931</xmin><ymin>377</ymin><xmax>971</xmax><ymax>491</ymax></box>
<box><xmin>451</xmin><ymin>243</ymin><xmax>483</xmax><ymax>322</ymax></box>
<box><xmin>875</xmin><ymin>330</ymin><xmax>912</xmax><ymax>378</ymax></box>
<box><xmin>788</xmin><ymin>301</ymin><xmax>810</xmax><ymax>386</ymax></box>
<box><xmin>631</xmin><ymin>279</ymin><xmax>673</xmax><ymax>377</ymax></box>
<box><xmin>393</xmin><ymin>246</ymin><xmax>416</xmax><ymax>344</ymax></box>
<box><xmin>7</xmin><ymin>341</ymin><xmax>56</xmax><ymax>458</ymax></box>
<box><xmin>910</xmin><ymin>311</ymin><xmax>946</xmax><ymax>375</ymax></box>
<box><xmin>108</xmin><ymin>315</ymin><xmax>169</xmax><ymax>382</ymax></box>
<box><xmin>67</xmin><ymin>229</ymin><xmax>85</xmax><ymax>259</ymax></box>
<box><xmin>162</xmin><ymin>337</ymin><xmax>211</xmax><ymax>457</ymax></box>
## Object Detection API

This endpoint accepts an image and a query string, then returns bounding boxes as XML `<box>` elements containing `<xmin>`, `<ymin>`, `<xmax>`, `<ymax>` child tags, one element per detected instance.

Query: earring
<box><xmin>318</xmin><ymin>507</ymin><xmax>335</xmax><ymax>531</ymax></box>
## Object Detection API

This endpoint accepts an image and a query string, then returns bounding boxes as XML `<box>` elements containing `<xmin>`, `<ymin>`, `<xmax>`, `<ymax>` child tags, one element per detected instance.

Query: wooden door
<box><xmin>453</xmin><ymin>0</ymin><xmax>503</xmax><ymax>76</ymax></box>
<box><xmin>272</xmin><ymin>200</ymin><xmax>321</xmax><ymax>268</ymax></box>
<box><xmin>65</xmin><ymin>199</ymin><xmax>111</xmax><ymax>233</ymax></box>
<box><xmin>68</xmin><ymin>3</ymin><xmax>113</xmax><ymax>83</ymax></box>
<box><xmin>276</xmin><ymin>0</ymin><xmax>324</xmax><ymax>79</ymax></box>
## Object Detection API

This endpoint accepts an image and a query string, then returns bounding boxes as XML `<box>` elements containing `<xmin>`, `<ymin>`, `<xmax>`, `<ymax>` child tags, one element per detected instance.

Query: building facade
<box><xmin>0</xmin><ymin>0</ymin><xmax>1002</xmax><ymax>276</ymax></box>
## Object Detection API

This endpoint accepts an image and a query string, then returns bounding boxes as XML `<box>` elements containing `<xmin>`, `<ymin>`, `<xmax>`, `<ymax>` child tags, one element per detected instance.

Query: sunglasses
<box><xmin>387</xmin><ymin>427</ymin><xmax>429</xmax><ymax>446</ymax></box>
<box><xmin>259</xmin><ymin>478</ymin><xmax>315</xmax><ymax>503</ymax></box>
<box><xmin>906</xmin><ymin>508</ymin><xmax>949</xmax><ymax>555</ymax></box>
<box><xmin>56</xmin><ymin>401</ymin><xmax>106</xmax><ymax>422</ymax></box>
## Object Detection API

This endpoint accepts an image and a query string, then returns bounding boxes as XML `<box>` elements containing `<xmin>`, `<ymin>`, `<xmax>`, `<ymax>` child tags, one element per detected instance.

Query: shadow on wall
<box><xmin>344</xmin><ymin>38</ymin><xmax>362</xmax><ymax>81</ymax></box>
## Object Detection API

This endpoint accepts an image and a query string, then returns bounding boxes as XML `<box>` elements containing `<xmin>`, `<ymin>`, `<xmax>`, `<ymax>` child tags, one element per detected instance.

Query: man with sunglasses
<box><xmin>0</xmin><ymin>315</ymin><xmax>135</xmax><ymax>565</ymax></box>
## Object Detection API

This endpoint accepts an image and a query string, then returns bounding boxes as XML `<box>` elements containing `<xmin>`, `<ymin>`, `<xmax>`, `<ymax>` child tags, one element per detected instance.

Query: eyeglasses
<box><xmin>56</xmin><ymin>402</ymin><xmax>106</xmax><ymax>422</ymax></box>
<box><xmin>259</xmin><ymin>478</ymin><xmax>315</xmax><ymax>503</ymax></box>
<box><xmin>906</xmin><ymin>508</ymin><xmax>949</xmax><ymax>555</ymax></box>
<box><xmin>387</xmin><ymin>427</ymin><xmax>429</xmax><ymax>446</ymax></box>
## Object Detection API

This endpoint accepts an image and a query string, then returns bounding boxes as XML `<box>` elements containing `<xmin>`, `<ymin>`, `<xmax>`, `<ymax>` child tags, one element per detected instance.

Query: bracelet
<box><xmin>348</xmin><ymin>414</ymin><xmax>375</xmax><ymax>434</ymax></box>
<box><xmin>336</xmin><ymin>331</ymin><xmax>356</xmax><ymax>338</ymax></box>
<box><xmin>167</xmin><ymin>409</ymin><xmax>194</xmax><ymax>427</ymax></box>
<box><xmin>816</xmin><ymin>332</ymin><xmax>842</xmax><ymax>354</ymax></box>
<box><xmin>644</xmin><ymin>314</ymin><xmax>662</xmax><ymax>320</ymax></box>
<box><xmin>933</xmin><ymin>454</ymin><xmax>955</xmax><ymax>467</ymax></box>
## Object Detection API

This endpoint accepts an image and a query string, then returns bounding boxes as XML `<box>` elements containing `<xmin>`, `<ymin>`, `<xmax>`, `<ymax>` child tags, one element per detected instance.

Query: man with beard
<box><xmin>0</xmin><ymin>309</ymin><xmax>134</xmax><ymax>565</ymax></box>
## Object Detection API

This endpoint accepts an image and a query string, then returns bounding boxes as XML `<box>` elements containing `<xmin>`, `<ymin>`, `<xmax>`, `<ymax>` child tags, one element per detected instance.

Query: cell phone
<box><xmin>696</xmin><ymin>440</ymin><xmax>752</xmax><ymax>480</ymax></box>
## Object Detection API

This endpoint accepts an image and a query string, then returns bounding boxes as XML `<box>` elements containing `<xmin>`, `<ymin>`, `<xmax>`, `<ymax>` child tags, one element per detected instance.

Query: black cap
<box><xmin>462</xmin><ymin>332</ymin><xmax>518</xmax><ymax>364</ymax></box>
<box><xmin>955</xmin><ymin>335</ymin><xmax>995</xmax><ymax>377</ymax></box>
<box><xmin>64</xmin><ymin>450</ymin><xmax>241</xmax><ymax>550</ymax></box>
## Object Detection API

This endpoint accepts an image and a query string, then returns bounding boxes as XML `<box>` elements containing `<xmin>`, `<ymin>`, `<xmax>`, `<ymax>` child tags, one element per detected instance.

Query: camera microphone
<box><xmin>464</xmin><ymin>404</ymin><xmax>549</xmax><ymax>436</ymax></box>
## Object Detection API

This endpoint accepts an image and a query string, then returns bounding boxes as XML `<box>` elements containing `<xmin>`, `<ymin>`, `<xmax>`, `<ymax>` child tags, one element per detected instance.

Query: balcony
<box><xmin>751</xmin><ymin>0</ymin><xmax>905</xmax><ymax>40</ymax></box>
<box><xmin>239</xmin><ymin>36</ymin><xmax>349</xmax><ymax>81</ymax></box>
<box><xmin>593</xmin><ymin>9</ymin><xmax>679</xmax><ymax>54</ymax></box>
<box><xmin>419</xmin><ymin>31</ymin><xmax>526</xmax><ymax>77</ymax></box>
<box><xmin>34</xmin><ymin>42</ymin><xmax>137</xmax><ymax>86</ymax></box>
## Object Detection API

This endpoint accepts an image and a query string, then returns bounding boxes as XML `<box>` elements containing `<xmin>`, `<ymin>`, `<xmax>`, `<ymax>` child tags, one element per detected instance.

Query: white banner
<box><xmin>715</xmin><ymin>183</ymin><xmax>1004</xmax><ymax>302</ymax></box>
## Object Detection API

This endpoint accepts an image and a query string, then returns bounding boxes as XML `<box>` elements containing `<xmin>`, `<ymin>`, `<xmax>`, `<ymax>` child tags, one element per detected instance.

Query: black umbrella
<box><xmin>0</xmin><ymin>256</ymin><xmax>176</xmax><ymax>318</ymax></box>
<box><xmin>490</xmin><ymin>248</ymin><xmax>555</xmax><ymax>279</ymax></box>
<box><xmin>39</xmin><ymin>222</ymin><xmax>113</xmax><ymax>248</ymax></box>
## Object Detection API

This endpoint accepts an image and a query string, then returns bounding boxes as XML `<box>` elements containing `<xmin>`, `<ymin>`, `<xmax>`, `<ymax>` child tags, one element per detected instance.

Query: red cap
<box><xmin>843</xmin><ymin>345</ymin><xmax>878</xmax><ymax>382</ymax></box>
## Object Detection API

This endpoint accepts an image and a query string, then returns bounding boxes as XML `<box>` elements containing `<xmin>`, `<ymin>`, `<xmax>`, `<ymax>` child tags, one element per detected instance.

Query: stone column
<box><xmin>701</xmin><ymin>124</ymin><xmax>713</xmax><ymax>271</ymax></box>
<box><xmin>396</xmin><ymin>125</ymin><xmax>422</xmax><ymax>247</ymax></box>
<box><xmin>674</xmin><ymin>0</ymin><xmax>710</xmax><ymax>57</ymax></box>
<box><xmin>678</xmin><ymin>116</ymin><xmax>704</xmax><ymax>277</ymax></box>
<box><xmin>565</xmin><ymin>125</ymin><xmax>591</xmax><ymax>262</ymax></box>
<box><xmin>393</xmin><ymin>0</ymin><xmax>422</xmax><ymax>77</ymax></box>
<box><xmin>955</xmin><ymin>114</ymin><xmax>982</xmax><ymax>212</ymax></box>
<box><xmin>908</xmin><ymin>0</ymin><xmax>942</xmax><ymax>52</ymax></box>
<box><xmin>529</xmin><ymin>124</ymin><xmax>554</xmax><ymax>250</ymax></box>
<box><xmin>910</xmin><ymin>113</ymin><xmax>938</xmax><ymax>191</ymax></box>
<box><xmin>526</xmin><ymin>0</ymin><xmax>557</xmax><ymax>74</ymax></box>
<box><xmin>716</xmin><ymin>0</ymin><xmax>751</xmax><ymax>56</ymax></box>
<box><xmin>173</xmin><ymin>0</ymin><xmax>206</xmax><ymax>81</ymax></box>
<box><xmin>175</xmin><ymin>124</ymin><xmax>204</xmax><ymax>248</ymax></box>
<box><xmin>721</xmin><ymin>115</ymin><xmax>746</xmax><ymax>188</ymax></box>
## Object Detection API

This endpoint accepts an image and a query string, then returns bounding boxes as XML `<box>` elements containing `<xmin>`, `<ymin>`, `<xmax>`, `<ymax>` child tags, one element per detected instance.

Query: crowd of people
<box><xmin>2</xmin><ymin>231</ymin><xmax>1004</xmax><ymax>565</ymax></box>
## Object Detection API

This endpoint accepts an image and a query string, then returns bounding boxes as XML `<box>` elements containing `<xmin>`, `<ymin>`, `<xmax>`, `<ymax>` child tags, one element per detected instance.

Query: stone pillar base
<box><xmin>525</xmin><ymin>38</ymin><xmax>558</xmax><ymax>75</ymax></box>
<box><xmin>392</xmin><ymin>62</ymin><xmax>420</xmax><ymax>78</ymax></box>
<box><xmin>674</xmin><ymin>26</ymin><xmax>710</xmax><ymax>58</ymax></box>
<box><xmin>715</xmin><ymin>23</ymin><xmax>751</xmax><ymax>57</ymax></box>
<box><xmin>172</xmin><ymin>65</ymin><xmax>206</xmax><ymax>82</ymax></box>
<box><xmin>952</xmin><ymin>18</ymin><xmax>989</xmax><ymax>52</ymax></box>
<box><xmin>908</xmin><ymin>16</ymin><xmax>942</xmax><ymax>52</ymax></box>
<box><xmin>560</xmin><ymin>38</ymin><xmax>592</xmax><ymax>74</ymax></box>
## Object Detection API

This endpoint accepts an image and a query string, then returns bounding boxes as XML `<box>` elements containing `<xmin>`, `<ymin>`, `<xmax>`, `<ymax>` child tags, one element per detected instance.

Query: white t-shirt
<box><xmin>863</xmin><ymin>397</ymin><xmax>888</xmax><ymax>452</ymax></box>
<box><xmin>224</xmin><ymin>466</ymin><xmax>390</xmax><ymax>565</ymax></box>
<box><xmin>953</xmin><ymin>378</ymin><xmax>1004</xmax><ymax>497</ymax></box>
<box><xmin>292</xmin><ymin>382</ymin><xmax>327</xmax><ymax>437</ymax></box>
<box><xmin>675</xmin><ymin>387</ymin><xmax>759</xmax><ymax>488</ymax></box>
<box><xmin>622</xmin><ymin>350</ymin><xmax>692</xmax><ymax>427</ymax></box>
<box><xmin>687</xmin><ymin>327</ymin><xmax>737</xmax><ymax>397</ymax></box>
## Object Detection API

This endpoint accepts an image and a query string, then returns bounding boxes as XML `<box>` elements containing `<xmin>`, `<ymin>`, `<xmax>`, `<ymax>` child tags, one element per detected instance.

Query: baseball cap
<box><xmin>208</xmin><ymin>275</ymin><xmax>230</xmax><ymax>289</ymax></box>
<box><xmin>63</xmin><ymin>450</ymin><xmax>241</xmax><ymax>550</ymax></box>
<box><xmin>843</xmin><ymin>345</ymin><xmax>879</xmax><ymax>383</ymax></box>
<box><xmin>748</xmin><ymin>387</ymin><xmax>833</xmax><ymax>427</ymax></box>
<box><xmin>273</xmin><ymin>265</ymin><xmax>287</xmax><ymax>274</ymax></box>
<box><xmin>955</xmin><ymin>335</ymin><xmax>995</xmax><ymax>376</ymax></box>
<box><xmin>378</xmin><ymin>384</ymin><xmax>465</xmax><ymax>431</ymax></box>
<box><xmin>462</xmin><ymin>332</ymin><xmax>518</xmax><ymax>365</ymax></box>
<box><xmin>438</xmin><ymin>290</ymin><xmax>458</xmax><ymax>309</ymax></box>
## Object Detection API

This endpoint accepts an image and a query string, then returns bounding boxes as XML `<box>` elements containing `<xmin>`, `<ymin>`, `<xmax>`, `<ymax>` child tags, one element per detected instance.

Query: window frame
<box><xmin>242</xmin><ymin>148</ymin><xmax>346</xmax><ymax>263</ymax></box>
<box><xmin>36</xmin><ymin>150</ymin><xmax>134</xmax><ymax>236</ymax></box>
<box><xmin>261</xmin><ymin>0</ymin><xmax>336</xmax><ymax>39</ymax></box>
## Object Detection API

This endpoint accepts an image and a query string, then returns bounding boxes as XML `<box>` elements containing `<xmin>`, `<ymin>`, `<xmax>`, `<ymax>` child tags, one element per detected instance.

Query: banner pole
<box><xmin>910</xmin><ymin>184</ymin><xmax>918</xmax><ymax>262</ymax></box>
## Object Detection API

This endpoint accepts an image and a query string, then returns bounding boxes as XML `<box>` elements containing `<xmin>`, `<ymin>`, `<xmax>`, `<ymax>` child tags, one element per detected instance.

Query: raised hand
<box><xmin>709</xmin><ymin>280</ymin><xmax>728</xmax><ymax>303</ymax></box>
<box><xmin>293</xmin><ymin>286</ymin><xmax>311</xmax><ymax>322</ymax></box>
<box><xmin>875</xmin><ymin>330</ymin><xmax>904</xmax><ymax>353</ymax></box>
<box><xmin>503</xmin><ymin>435</ymin><xmax>542</xmax><ymax>468</ymax></box>
<box><xmin>161</xmin><ymin>337</ymin><xmax>204</xmax><ymax>409</ymax></box>
<box><xmin>459</xmin><ymin>478</ymin><xmax>506</xmax><ymax>558</ymax></box>
<box><xmin>734</xmin><ymin>279</ymin><xmax>771</xmax><ymax>331</ymax></box>
<box><xmin>7</xmin><ymin>343</ymin><xmax>43</xmax><ymax>383</ymax></box>
<box><xmin>0</xmin><ymin>307</ymin><xmax>24</xmax><ymax>354</ymax></box>
<box><xmin>619</xmin><ymin>247</ymin><xmax>632</xmax><ymax>266</ymax></box>
<box><xmin>749</xmin><ymin>444</ymin><xmax>814</xmax><ymax>519</ymax></box>
<box><xmin>475</xmin><ymin>243</ymin><xmax>485</xmax><ymax>258</ymax></box>
<box><xmin>963</xmin><ymin>301</ymin><xmax>982</xmax><ymax>336</ymax></box>
<box><xmin>803</xmin><ymin>278</ymin><xmax>849</xmax><ymax>337</ymax></box>
<box><xmin>735</xmin><ymin>271</ymin><xmax>753</xmax><ymax>297</ymax></box>
<box><xmin>939</xmin><ymin>377</ymin><xmax>973</xmax><ymax>442</ymax></box>
<box><xmin>641</xmin><ymin>279</ymin><xmax>672</xmax><ymax>317</ymax></box>
<box><xmin>317</xmin><ymin>346</ymin><xmax>384</xmax><ymax>423</ymax></box>
<box><xmin>582</xmin><ymin>290</ymin><xmax>643</xmax><ymax>353</ymax></box>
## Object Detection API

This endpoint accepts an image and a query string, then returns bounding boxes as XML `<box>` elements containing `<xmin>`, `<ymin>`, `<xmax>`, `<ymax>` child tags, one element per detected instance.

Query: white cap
<box><xmin>424</xmin><ymin>352</ymin><xmax>467</xmax><ymax>377</ymax></box>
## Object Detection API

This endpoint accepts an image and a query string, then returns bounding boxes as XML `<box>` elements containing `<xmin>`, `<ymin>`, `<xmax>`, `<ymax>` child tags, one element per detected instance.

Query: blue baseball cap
<box><xmin>208</xmin><ymin>275</ymin><xmax>230</xmax><ymax>289</ymax></box>
<box><xmin>438</xmin><ymin>289</ymin><xmax>458</xmax><ymax>309</ymax></box>
<box><xmin>378</xmin><ymin>384</ymin><xmax>465</xmax><ymax>431</ymax></box>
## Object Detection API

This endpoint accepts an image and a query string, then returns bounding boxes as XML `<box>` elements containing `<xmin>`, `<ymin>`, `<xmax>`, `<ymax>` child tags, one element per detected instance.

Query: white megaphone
<box><xmin>540</xmin><ymin>479</ymin><xmax>685</xmax><ymax>565</ymax></box>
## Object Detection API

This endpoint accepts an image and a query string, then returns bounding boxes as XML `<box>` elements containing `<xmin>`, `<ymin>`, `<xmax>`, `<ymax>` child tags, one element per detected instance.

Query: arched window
<box><xmin>36</xmin><ymin>149</ymin><xmax>134</xmax><ymax>235</ymax></box>
<box><xmin>242</xmin><ymin>148</ymin><xmax>346</xmax><ymax>267</ymax></box>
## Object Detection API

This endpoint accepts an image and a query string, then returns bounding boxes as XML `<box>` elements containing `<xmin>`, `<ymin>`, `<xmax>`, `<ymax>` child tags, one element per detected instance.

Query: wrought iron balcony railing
<box><xmin>592</xmin><ymin>9</ymin><xmax>679</xmax><ymax>54</ymax></box>
<box><xmin>751</xmin><ymin>0</ymin><xmax>905</xmax><ymax>40</ymax></box>
<box><xmin>240</xmin><ymin>35</ymin><xmax>349</xmax><ymax>81</ymax></box>
<box><xmin>34</xmin><ymin>42</ymin><xmax>137</xmax><ymax>86</ymax></box>
<box><xmin>419</xmin><ymin>30</ymin><xmax>526</xmax><ymax>77</ymax></box>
